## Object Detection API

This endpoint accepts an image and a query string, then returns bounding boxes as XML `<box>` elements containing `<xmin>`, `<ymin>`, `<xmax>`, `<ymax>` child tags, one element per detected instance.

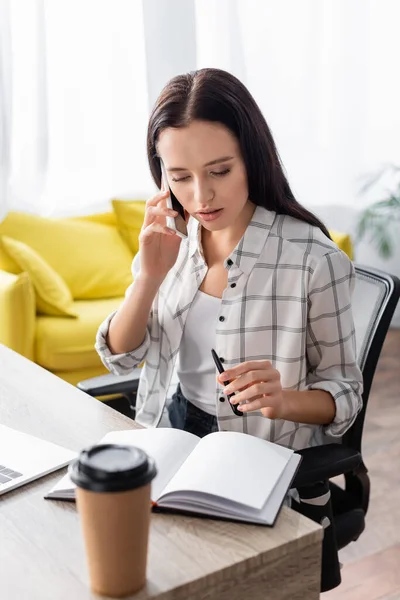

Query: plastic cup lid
<box><xmin>69</xmin><ymin>444</ymin><xmax>157</xmax><ymax>493</ymax></box>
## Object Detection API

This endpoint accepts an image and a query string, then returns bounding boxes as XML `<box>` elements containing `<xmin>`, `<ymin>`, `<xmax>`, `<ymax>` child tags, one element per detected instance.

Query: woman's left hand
<box><xmin>218</xmin><ymin>360</ymin><xmax>287</xmax><ymax>419</ymax></box>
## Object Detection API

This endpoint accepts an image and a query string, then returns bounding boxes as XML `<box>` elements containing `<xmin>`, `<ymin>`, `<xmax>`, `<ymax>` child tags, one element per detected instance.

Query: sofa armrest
<box><xmin>329</xmin><ymin>230</ymin><xmax>353</xmax><ymax>260</ymax></box>
<box><xmin>0</xmin><ymin>270</ymin><xmax>36</xmax><ymax>360</ymax></box>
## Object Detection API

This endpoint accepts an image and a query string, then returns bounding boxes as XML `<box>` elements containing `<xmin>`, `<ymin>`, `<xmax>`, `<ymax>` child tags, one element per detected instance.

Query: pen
<box><xmin>211</xmin><ymin>349</ymin><xmax>243</xmax><ymax>417</ymax></box>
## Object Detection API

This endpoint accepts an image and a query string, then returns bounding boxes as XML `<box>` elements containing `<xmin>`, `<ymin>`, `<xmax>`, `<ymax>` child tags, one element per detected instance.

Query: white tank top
<box><xmin>177</xmin><ymin>290</ymin><xmax>222</xmax><ymax>415</ymax></box>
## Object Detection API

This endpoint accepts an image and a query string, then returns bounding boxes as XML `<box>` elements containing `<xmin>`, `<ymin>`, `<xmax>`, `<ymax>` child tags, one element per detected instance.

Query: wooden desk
<box><xmin>0</xmin><ymin>345</ymin><xmax>323</xmax><ymax>599</ymax></box>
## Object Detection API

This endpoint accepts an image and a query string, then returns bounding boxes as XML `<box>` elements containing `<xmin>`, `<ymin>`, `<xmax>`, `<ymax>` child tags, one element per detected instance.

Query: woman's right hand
<box><xmin>138</xmin><ymin>190</ymin><xmax>182</xmax><ymax>281</ymax></box>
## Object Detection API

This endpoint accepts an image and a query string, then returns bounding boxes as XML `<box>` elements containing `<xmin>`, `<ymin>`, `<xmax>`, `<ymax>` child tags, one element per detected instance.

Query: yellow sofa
<box><xmin>0</xmin><ymin>201</ymin><xmax>145</xmax><ymax>385</ymax></box>
<box><xmin>0</xmin><ymin>202</ymin><xmax>353</xmax><ymax>387</ymax></box>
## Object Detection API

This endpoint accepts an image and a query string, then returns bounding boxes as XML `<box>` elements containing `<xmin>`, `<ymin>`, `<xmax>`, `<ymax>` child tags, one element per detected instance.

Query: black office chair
<box><xmin>78</xmin><ymin>264</ymin><xmax>400</xmax><ymax>592</ymax></box>
<box><xmin>290</xmin><ymin>264</ymin><xmax>400</xmax><ymax>590</ymax></box>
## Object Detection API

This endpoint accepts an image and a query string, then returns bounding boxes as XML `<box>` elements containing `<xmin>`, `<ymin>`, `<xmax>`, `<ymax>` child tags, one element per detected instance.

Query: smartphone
<box><xmin>160</xmin><ymin>159</ymin><xmax>188</xmax><ymax>239</ymax></box>
<box><xmin>211</xmin><ymin>349</ymin><xmax>243</xmax><ymax>417</ymax></box>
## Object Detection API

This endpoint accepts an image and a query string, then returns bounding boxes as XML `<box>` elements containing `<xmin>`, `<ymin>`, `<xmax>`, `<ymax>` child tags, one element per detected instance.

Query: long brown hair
<box><xmin>147</xmin><ymin>68</ymin><xmax>330</xmax><ymax>238</ymax></box>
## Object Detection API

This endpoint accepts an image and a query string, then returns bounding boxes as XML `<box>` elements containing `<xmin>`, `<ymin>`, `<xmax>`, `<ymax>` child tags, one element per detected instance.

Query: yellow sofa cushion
<box><xmin>1</xmin><ymin>236</ymin><xmax>77</xmax><ymax>318</ymax></box>
<box><xmin>35</xmin><ymin>296</ymin><xmax>123</xmax><ymax>371</ymax></box>
<box><xmin>0</xmin><ymin>212</ymin><xmax>133</xmax><ymax>300</ymax></box>
<box><xmin>0</xmin><ymin>237</ymin><xmax>21</xmax><ymax>273</ymax></box>
<box><xmin>0</xmin><ymin>270</ymin><xmax>36</xmax><ymax>359</ymax></box>
<box><xmin>70</xmin><ymin>211</ymin><xmax>117</xmax><ymax>227</ymax></box>
<box><xmin>329</xmin><ymin>230</ymin><xmax>353</xmax><ymax>260</ymax></box>
<box><xmin>111</xmin><ymin>200</ymin><xmax>146</xmax><ymax>255</ymax></box>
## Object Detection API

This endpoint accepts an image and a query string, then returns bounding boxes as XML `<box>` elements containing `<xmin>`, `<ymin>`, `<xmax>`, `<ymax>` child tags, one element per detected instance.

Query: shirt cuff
<box><xmin>305</xmin><ymin>380</ymin><xmax>362</xmax><ymax>437</ymax></box>
<box><xmin>95</xmin><ymin>311</ymin><xmax>150</xmax><ymax>375</ymax></box>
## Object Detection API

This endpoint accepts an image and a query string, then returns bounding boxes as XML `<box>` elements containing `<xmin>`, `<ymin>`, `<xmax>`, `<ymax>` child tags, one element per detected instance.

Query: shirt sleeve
<box><xmin>306</xmin><ymin>250</ymin><xmax>363</xmax><ymax>437</ymax></box>
<box><xmin>94</xmin><ymin>253</ymin><xmax>152</xmax><ymax>375</ymax></box>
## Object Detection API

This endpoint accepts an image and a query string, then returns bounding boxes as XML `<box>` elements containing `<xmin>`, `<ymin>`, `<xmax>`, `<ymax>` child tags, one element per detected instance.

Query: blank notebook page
<box><xmin>161</xmin><ymin>431</ymin><xmax>293</xmax><ymax>509</ymax></box>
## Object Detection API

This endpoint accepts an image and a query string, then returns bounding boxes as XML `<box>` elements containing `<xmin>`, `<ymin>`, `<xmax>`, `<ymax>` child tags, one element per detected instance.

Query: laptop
<box><xmin>0</xmin><ymin>423</ymin><xmax>77</xmax><ymax>496</ymax></box>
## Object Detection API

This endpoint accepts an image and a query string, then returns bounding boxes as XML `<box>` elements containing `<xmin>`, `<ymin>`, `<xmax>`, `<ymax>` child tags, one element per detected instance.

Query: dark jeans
<box><xmin>168</xmin><ymin>384</ymin><xmax>219</xmax><ymax>438</ymax></box>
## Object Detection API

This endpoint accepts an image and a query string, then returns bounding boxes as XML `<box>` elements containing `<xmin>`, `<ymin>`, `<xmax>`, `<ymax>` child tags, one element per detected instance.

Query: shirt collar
<box><xmin>187</xmin><ymin>205</ymin><xmax>276</xmax><ymax>275</ymax></box>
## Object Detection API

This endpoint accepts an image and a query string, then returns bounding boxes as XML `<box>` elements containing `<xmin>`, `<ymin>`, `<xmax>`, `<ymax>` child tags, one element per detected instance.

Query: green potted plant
<box><xmin>357</xmin><ymin>164</ymin><xmax>400</xmax><ymax>259</ymax></box>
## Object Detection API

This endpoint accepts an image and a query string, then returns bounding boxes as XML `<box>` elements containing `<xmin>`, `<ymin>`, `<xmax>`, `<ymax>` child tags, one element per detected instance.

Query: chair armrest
<box><xmin>77</xmin><ymin>369</ymin><xmax>141</xmax><ymax>397</ymax></box>
<box><xmin>293</xmin><ymin>444</ymin><xmax>362</xmax><ymax>488</ymax></box>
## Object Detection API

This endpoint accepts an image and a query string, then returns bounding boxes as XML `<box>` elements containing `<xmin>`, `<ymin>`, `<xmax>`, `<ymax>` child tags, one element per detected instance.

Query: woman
<box><xmin>96</xmin><ymin>68</ymin><xmax>362</xmax><ymax>450</ymax></box>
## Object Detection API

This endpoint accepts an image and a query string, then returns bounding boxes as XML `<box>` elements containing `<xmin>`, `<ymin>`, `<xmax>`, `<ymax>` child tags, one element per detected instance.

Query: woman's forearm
<box><xmin>281</xmin><ymin>389</ymin><xmax>336</xmax><ymax>426</ymax></box>
<box><xmin>107</xmin><ymin>274</ymin><xmax>162</xmax><ymax>355</ymax></box>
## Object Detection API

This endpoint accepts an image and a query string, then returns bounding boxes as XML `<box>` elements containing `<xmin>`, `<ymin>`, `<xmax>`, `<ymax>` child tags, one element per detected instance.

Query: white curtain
<box><xmin>0</xmin><ymin>0</ymin><xmax>12</xmax><ymax>221</ymax></box>
<box><xmin>1</xmin><ymin>0</ymin><xmax>400</xmax><ymax>218</ymax></box>
<box><xmin>0</xmin><ymin>0</ymin><xmax>153</xmax><ymax>219</ymax></box>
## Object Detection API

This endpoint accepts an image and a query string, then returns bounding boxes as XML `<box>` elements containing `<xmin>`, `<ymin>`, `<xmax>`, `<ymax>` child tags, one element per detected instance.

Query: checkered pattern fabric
<box><xmin>96</xmin><ymin>206</ymin><xmax>362</xmax><ymax>450</ymax></box>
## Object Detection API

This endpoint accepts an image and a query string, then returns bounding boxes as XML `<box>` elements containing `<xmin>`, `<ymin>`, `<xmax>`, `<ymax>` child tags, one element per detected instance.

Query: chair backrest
<box><xmin>343</xmin><ymin>264</ymin><xmax>400</xmax><ymax>452</ymax></box>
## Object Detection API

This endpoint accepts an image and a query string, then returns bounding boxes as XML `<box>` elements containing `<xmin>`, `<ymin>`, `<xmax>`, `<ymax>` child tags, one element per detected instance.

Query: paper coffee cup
<box><xmin>69</xmin><ymin>444</ymin><xmax>157</xmax><ymax>598</ymax></box>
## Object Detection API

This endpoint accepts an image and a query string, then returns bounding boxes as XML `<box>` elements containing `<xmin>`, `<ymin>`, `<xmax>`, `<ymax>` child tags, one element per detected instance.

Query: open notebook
<box><xmin>45</xmin><ymin>429</ymin><xmax>301</xmax><ymax>526</ymax></box>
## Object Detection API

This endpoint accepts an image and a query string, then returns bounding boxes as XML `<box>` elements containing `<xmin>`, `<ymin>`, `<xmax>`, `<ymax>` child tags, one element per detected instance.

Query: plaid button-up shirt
<box><xmin>96</xmin><ymin>206</ymin><xmax>362</xmax><ymax>450</ymax></box>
